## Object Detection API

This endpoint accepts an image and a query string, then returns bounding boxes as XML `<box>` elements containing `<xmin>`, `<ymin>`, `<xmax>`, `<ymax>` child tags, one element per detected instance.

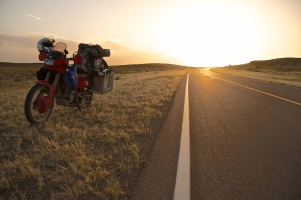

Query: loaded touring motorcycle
<box><xmin>24</xmin><ymin>38</ymin><xmax>114</xmax><ymax>124</ymax></box>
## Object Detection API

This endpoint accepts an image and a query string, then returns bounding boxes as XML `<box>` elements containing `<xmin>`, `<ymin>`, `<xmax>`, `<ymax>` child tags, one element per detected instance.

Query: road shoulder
<box><xmin>131</xmin><ymin>72</ymin><xmax>189</xmax><ymax>200</ymax></box>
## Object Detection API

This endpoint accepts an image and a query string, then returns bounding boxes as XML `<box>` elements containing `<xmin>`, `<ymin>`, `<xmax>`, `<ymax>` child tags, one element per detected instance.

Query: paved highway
<box><xmin>132</xmin><ymin>69</ymin><xmax>301</xmax><ymax>199</ymax></box>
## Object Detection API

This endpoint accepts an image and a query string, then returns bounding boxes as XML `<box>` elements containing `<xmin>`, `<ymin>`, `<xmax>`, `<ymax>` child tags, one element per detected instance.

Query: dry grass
<box><xmin>0</xmin><ymin>62</ymin><xmax>191</xmax><ymax>199</ymax></box>
<box><xmin>211</xmin><ymin>63</ymin><xmax>301</xmax><ymax>88</ymax></box>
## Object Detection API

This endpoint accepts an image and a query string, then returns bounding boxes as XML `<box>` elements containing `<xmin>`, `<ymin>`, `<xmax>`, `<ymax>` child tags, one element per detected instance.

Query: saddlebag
<box><xmin>64</xmin><ymin>66</ymin><xmax>78</xmax><ymax>89</ymax></box>
<box><xmin>93</xmin><ymin>71</ymin><xmax>114</xmax><ymax>94</ymax></box>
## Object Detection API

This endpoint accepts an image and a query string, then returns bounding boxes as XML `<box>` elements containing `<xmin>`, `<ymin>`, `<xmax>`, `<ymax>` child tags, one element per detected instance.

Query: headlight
<box><xmin>44</xmin><ymin>58</ymin><xmax>55</xmax><ymax>65</ymax></box>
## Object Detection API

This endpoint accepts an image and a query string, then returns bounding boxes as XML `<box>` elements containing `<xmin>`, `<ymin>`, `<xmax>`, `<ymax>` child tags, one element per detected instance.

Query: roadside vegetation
<box><xmin>0</xmin><ymin>62</ymin><xmax>192</xmax><ymax>199</ymax></box>
<box><xmin>211</xmin><ymin>58</ymin><xmax>301</xmax><ymax>88</ymax></box>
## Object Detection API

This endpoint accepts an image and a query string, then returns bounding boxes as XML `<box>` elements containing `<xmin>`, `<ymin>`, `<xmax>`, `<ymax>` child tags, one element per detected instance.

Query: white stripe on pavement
<box><xmin>173</xmin><ymin>72</ymin><xmax>190</xmax><ymax>200</ymax></box>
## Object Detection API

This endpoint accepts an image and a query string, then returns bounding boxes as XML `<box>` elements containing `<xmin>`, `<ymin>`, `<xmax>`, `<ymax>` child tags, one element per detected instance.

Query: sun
<box><xmin>151</xmin><ymin>2</ymin><xmax>262</xmax><ymax>67</ymax></box>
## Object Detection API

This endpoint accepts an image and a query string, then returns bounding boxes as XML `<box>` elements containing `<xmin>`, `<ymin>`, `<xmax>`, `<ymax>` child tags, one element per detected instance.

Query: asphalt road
<box><xmin>132</xmin><ymin>69</ymin><xmax>301</xmax><ymax>199</ymax></box>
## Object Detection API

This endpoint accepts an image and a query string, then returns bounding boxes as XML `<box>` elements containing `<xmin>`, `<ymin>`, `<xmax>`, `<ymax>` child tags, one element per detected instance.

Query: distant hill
<box><xmin>250</xmin><ymin>58</ymin><xmax>301</xmax><ymax>66</ymax></box>
<box><xmin>230</xmin><ymin>58</ymin><xmax>301</xmax><ymax>73</ymax></box>
<box><xmin>0</xmin><ymin>62</ymin><xmax>193</xmax><ymax>74</ymax></box>
<box><xmin>111</xmin><ymin>63</ymin><xmax>193</xmax><ymax>74</ymax></box>
<box><xmin>0</xmin><ymin>62</ymin><xmax>41</xmax><ymax>67</ymax></box>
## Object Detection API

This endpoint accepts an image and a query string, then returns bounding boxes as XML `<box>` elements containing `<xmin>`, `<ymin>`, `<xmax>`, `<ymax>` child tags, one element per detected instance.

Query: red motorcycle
<box><xmin>24</xmin><ymin>39</ymin><xmax>113</xmax><ymax>124</ymax></box>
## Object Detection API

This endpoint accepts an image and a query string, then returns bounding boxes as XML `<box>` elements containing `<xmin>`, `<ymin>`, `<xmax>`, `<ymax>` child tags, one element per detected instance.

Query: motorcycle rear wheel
<box><xmin>24</xmin><ymin>84</ymin><xmax>54</xmax><ymax>124</ymax></box>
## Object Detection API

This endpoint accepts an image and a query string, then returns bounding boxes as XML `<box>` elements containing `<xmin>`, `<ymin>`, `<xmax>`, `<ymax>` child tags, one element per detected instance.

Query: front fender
<box><xmin>37</xmin><ymin>80</ymin><xmax>57</xmax><ymax>98</ymax></box>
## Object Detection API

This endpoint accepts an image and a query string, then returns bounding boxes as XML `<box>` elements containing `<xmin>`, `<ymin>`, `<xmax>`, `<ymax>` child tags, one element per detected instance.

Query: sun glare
<box><xmin>152</xmin><ymin>2</ymin><xmax>261</xmax><ymax>67</ymax></box>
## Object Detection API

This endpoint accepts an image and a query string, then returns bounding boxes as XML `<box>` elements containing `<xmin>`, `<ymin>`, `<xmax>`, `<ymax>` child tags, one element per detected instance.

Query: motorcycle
<box><xmin>24</xmin><ymin>39</ymin><xmax>113</xmax><ymax>124</ymax></box>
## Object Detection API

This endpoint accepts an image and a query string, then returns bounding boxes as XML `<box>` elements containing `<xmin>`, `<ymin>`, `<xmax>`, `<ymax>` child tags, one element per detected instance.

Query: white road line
<box><xmin>173</xmin><ymin>72</ymin><xmax>190</xmax><ymax>200</ymax></box>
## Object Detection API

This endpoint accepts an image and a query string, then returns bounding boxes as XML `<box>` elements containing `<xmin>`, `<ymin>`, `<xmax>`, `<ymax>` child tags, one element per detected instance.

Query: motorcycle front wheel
<box><xmin>24</xmin><ymin>84</ymin><xmax>54</xmax><ymax>124</ymax></box>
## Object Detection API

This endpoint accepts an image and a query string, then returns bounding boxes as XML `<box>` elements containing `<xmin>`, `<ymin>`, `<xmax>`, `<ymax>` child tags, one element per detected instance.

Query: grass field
<box><xmin>0</xmin><ymin>62</ymin><xmax>192</xmax><ymax>199</ymax></box>
<box><xmin>211</xmin><ymin>58</ymin><xmax>301</xmax><ymax>88</ymax></box>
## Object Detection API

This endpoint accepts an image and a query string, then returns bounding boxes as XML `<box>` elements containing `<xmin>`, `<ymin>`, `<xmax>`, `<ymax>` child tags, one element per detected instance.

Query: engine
<box><xmin>55</xmin><ymin>85</ymin><xmax>93</xmax><ymax>107</ymax></box>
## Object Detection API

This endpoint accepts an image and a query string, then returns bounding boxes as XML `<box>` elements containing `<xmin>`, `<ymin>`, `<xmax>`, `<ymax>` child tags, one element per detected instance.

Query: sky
<box><xmin>0</xmin><ymin>0</ymin><xmax>300</xmax><ymax>67</ymax></box>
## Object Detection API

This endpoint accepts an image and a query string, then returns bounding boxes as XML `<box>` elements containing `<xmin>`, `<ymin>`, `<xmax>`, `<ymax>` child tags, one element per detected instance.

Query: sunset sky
<box><xmin>0</xmin><ymin>0</ymin><xmax>300</xmax><ymax>67</ymax></box>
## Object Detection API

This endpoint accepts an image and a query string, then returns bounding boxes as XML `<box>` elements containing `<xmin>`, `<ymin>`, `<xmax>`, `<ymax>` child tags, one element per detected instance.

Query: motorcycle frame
<box><xmin>36</xmin><ymin>68</ymin><xmax>92</xmax><ymax>114</ymax></box>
